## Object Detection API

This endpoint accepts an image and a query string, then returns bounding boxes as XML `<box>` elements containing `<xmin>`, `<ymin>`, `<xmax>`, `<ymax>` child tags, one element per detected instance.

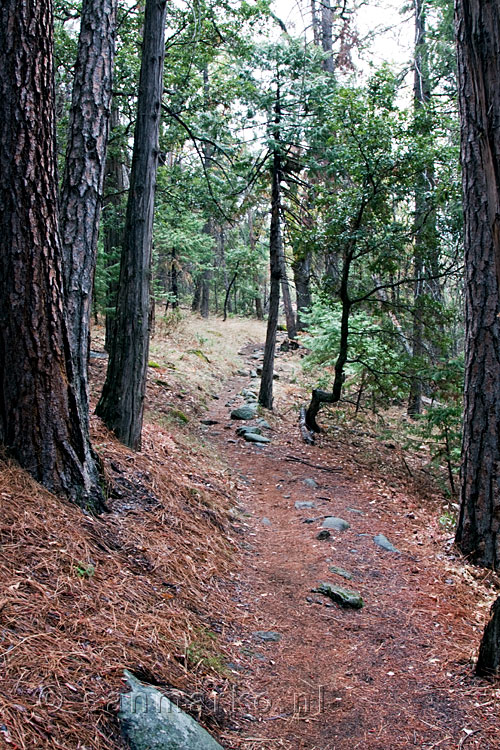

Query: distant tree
<box><xmin>455</xmin><ymin>0</ymin><xmax>500</xmax><ymax>570</ymax></box>
<box><xmin>0</xmin><ymin>0</ymin><xmax>104</xmax><ymax>511</ymax></box>
<box><xmin>97</xmin><ymin>0</ymin><xmax>167</xmax><ymax>450</ymax></box>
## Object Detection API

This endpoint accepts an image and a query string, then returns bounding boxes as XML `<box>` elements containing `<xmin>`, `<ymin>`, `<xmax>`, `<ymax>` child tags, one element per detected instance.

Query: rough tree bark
<box><xmin>476</xmin><ymin>596</ymin><xmax>500</xmax><ymax>677</ymax></box>
<box><xmin>259</xmin><ymin>86</ymin><xmax>283</xmax><ymax>410</ymax></box>
<box><xmin>59</xmin><ymin>0</ymin><xmax>117</xmax><ymax>430</ymax></box>
<box><xmin>96</xmin><ymin>0</ymin><xmax>167</xmax><ymax>450</ymax></box>
<box><xmin>455</xmin><ymin>0</ymin><xmax>500</xmax><ymax>570</ymax></box>
<box><xmin>321</xmin><ymin>0</ymin><xmax>335</xmax><ymax>74</ymax></box>
<box><xmin>0</xmin><ymin>0</ymin><xmax>104</xmax><ymax>511</ymax></box>
<box><xmin>103</xmin><ymin>106</ymin><xmax>127</xmax><ymax>351</ymax></box>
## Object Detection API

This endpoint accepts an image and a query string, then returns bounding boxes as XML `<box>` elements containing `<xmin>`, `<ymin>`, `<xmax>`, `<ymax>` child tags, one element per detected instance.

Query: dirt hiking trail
<box><xmin>198</xmin><ymin>338</ymin><xmax>499</xmax><ymax>750</ymax></box>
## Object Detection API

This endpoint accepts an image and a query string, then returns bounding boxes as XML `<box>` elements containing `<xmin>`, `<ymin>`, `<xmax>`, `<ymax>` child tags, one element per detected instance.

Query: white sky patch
<box><xmin>272</xmin><ymin>0</ymin><xmax>415</xmax><ymax>73</ymax></box>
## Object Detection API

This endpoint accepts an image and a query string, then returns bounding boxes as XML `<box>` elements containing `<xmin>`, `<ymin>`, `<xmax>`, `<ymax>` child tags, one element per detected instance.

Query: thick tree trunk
<box><xmin>0</xmin><ymin>0</ymin><xmax>104</xmax><ymax>511</ymax></box>
<box><xmin>455</xmin><ymin>0</ymin><xmax>500</xmax><ymax>570</ymax></box>
<box><xmin>59</xmin><ymin>0</ymin><xmax>117</xmax><ymax>426</ymax></box>
<box><xmin>96</xmin><ymin>0</ymin><xmax>167</xmax><ymax>450</ymax></box>
<box><xmin>476</xmin><ymin>597</ymin><xmax>500</xmax><ymax>678</ymax></box>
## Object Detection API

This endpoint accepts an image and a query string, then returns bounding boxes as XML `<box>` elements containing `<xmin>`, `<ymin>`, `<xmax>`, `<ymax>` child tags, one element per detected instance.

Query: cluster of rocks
<box><xmin>290</xmin><ymin>481</ymin><xmax>402</xmax><ymax>611</ymax></box>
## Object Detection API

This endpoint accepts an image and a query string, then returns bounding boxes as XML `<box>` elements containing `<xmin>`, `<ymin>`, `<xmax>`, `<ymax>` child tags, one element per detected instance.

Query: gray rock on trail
<box><xmin>230</xmin><ymin>404</ymin><xmax>257</xmax><ymax>420</ymax></box>
<box><xmin>303</xmin><ymin>478</ymin><xmax>318</xmax><ymax>489</ymax></box>
<box><xmin>329</xmin><ymin>566</ymin><xmax>353</xmax><ymax>580</ymax></box>
<box><xmin>295</xmin><ymin>501</ymin><xmax>315</xmax><ymax>510</ymax></box>
<box><xmin>243</xmin><ymin>432</ymin><xmax>271</xmax><ymax>444</ymax></box>
<box><xmin>373</xmin><ymin>534</ymin><xmax>400</xmax><ymax>553</ymax></box>
<box><xmin>236</xmin><ymin>426</ymin><xmax>262</xmax><ymax>436</ymax></box>
<box><xmin>253</xmin><ymin>631</ymin><xmax>282</xmax><ymax>642</ymax></box>
<box><xmin>237</xmin><ymin>369</ymin><xmax>250</xmax><ymax>377</ymax></box>
<box><xmin>256</xmin><ymin>419</ymin><xmax>271</xmax><ymax>429</ymax></box>
<box><xmin>261</xmin><ymin>517</ymin><xmax>272</xmax><ymax>527</ymax></box>
<box><xmin>119</xmin><ymin>670</ymin><xmax>223</xmax><ymax>750</ymax></box>
<box><xmin>322</xmin><ymin>517</ymin><xmax>350</xmax><ymax>532</ymax></box>
<box><xmin>312</xmin><ymin>582</ymin><xmax>364</xmax><ymax>609</ymax></box>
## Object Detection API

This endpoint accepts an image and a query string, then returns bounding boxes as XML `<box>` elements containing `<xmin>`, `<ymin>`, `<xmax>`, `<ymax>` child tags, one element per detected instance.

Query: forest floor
<box><xmin>1</xmin><ymin>313</ymin><xmax>499</xmax><ymax>750</ymax></box>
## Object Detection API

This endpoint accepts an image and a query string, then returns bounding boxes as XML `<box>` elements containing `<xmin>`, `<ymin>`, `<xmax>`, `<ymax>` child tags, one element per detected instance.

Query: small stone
<box><xmin>303</xmin><ymin>478</ymin><xmax>318</xmax><ymax>489</ymax></box>
<box><xmin>256</xmin><ymin>419</ymin><xmax>271</xmax><ymax>429</ymax></box>
<box><xmin>200</xmin><ymin>419</ymin><xmax>218</xmax><ymax>426</ymax></box>
<box><xmin>373</xmin><ymin>534</ymin><xmax>400</xmax><ymax>553</ymax></box>
<box><xmin>347</xmin><ymin>508</ymin><xmax>364</xmax><ymax>515</ymax></box>
<box><xmin>295</xmin><ymin>501</ymin><xmax>315</xmax><ymax>510</ymax></box>
<box><xmin>312</xmin><ymin>582</ymin><xmax>364</xmax><ymax>609</ymax></box>
<box><xmin>250</xmin><ymin>371</ymin><xmax>258</xmax><ymax>378</ymax></box>
<box><xmin>253</xmin><ymin>631</ymin><xmax>282</xmax><ymax>643</ymax></box>
<box><xmin>236</xmin><ymin>426</ymin><xmax>262</xmax><ymax>436</ymax></box>
<box><xmin>322</xmin><ymin>517</ymin><xmax>350</xmax><ymax>532</ymax></box>
<box><xmin>329</xmin><ymin>566</ymin><xmax>353</xmax><ymax>580</ymax></box>
<box><xmin>316</xmin><ymin>530</ymin><xmax>331</xmax><ymax>541</ymax></box>
<box><xmin>243</xmin><ymin>433</ymin><xmax>271</xmax><ymax>444</ymax></box>
<box><xmin>231</xmin><ymin>405</ymin><xmax>257</xmax><ymax>420</ymax></box>
<box><xmin>227</xmin><ymin>439</ymin><xmax>237</xmax><ymax>444</ymax></box>
<box><xmin>237</xmin><ymin>369</ymin><xmax>250</xmax><ymax>376</ymax></box>
<box><xmin>303</xmin><ymin>518</ymin><xmax>317</xmax><ymax>524</ymax></box>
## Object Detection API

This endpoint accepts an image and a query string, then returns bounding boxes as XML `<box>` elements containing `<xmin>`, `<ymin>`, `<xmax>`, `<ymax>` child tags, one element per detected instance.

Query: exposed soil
<box><xmin>1</xmin><ymin>316</ymin><xmax>499</xmax><ymax>750</ymax></box>
<box><xmin>197</xmin><ymin>339</ymin><xmax>500</xmax><ymax>750</ymax></box>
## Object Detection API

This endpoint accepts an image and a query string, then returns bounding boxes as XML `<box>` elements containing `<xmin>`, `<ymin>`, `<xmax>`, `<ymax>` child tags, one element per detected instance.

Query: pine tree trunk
<box><xmin>293</xmin><ymin>252</ymin><xmax>312</xmax><ymax>331</ymax></box>
<box><xmin>0</xmin><ymin>0</ymin><xmax>104</xmax><ymax>511</ymax></box>
<box><xmin>259</xmin><ymin>143</ymin><xmax>282</xmax><ymax>410</ymax></box>
<box><xmin>96</xmin><ymin>0</ymin><xmax>167</xmax><ymax>450</ymax></box>
<box><xmin>280</xmin><ymin>248</ymin><xmax>297</xmax><ymax>340</ymax></box>
<box><xmin>104</xmin><ymin>106</ymin><xmax>126</xmax><ymax>351</ymax></box>
<box><xmin>455</xmin><ymin>0</ymin><xmax>500</xmax><ymax>570</ymax></box>
<box><xmin>476</xmin><ymin>596</ymin><xmax>500</xmax><ymax>677</ymax></box>
<box><xmin>408</xmin><ymin>0</ymin><xmax>436</xmax><ymax>417</ymax></box>
<box><xmin>321</xmin><ymin>0</ymin><xmax>335</xmax><ymax>74</ymax></box>
<box><xmin>59</xmin><ymin>0</ymin><xmax>117</xmax><ymax>425</ymax></box>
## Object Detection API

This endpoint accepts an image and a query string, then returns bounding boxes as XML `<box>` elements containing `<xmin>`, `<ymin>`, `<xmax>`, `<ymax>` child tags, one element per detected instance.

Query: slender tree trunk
<box><xmin>311</xmin><ymin>0</ymin><xmax>321</xmax><ymax>45</ymax></box>
<box><xmin>305</xmin><ymin>248</ymin><xmax>352</xmax><ymax>432</ymax></box>
<box><xmin>60</xmin><ymin>0</ymin><xmax>117</xmax><ymax>424</ymax></box>
<box><xmin>200</xmin><ymin>267</ymin><xmax>211</xmax><ymax>318</ymax></box>
<box><xmin>293</xmin><ymin>251</ymin><xmax>312</xmax><ymax>331</ymax></box>
<box><xmin>455</xmin><ymin>0</ymin><xmax>500</xmax><ymax>570</ymax></box>
<box><xmin>249</xmin><ymin>210</ymin><xmax>263</xmax><ymax>319</ymax></box>
<box><xmin>103</xmin><ymin>107</ymin><xmax>126</xmax><ymax>351</ymax></box>
<box><xmin>0</xmin><ymin>0</ymin><xmax>104</xmax><ymax>511</ymax></box>
<box><xmin>321</xmin><ymin>0</ymin><xmax>335</xmax><ymax>74</ymax></box>
<box><xmin>97</xmin><ymin>0</ymin><xmax>167</xmax><ymax>450</ymax></box>
<box><xmin>408</xmin><ymin>0</ymin><xmax>435</xmax><ymax>417</ymax></box>
<box><xmin>170</xmin><ymin>246</ymin><xmax>179</xmax><ymax>308</ymax></box>
<box><xmin>192</xmin><ymin>279</ymin><xmax>202</xmax><ymax>312</ymax></box>
<box><xmin>259</xmin><ymin>85</ymin><xmax>283</xmax><ymax>410</ymax></box>
<box><xmin>280</xmin><ymin>247</ymin><xmax>297</xmax><ymax>340</ymax></box>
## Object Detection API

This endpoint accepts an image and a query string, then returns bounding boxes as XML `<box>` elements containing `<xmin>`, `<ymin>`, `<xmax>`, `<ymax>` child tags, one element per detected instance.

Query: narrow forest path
<box><xmin>196</xmin><ymin>340</ymin><xmax>498</xmax><ymax>750</ymax></box>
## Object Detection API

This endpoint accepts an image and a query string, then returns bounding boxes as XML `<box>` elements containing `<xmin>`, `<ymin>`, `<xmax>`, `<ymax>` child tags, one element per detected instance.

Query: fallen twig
<box><xmin>285</xmin><ymin>455</ymin><xmax>342</xmax><ymax>473</ymax></box>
